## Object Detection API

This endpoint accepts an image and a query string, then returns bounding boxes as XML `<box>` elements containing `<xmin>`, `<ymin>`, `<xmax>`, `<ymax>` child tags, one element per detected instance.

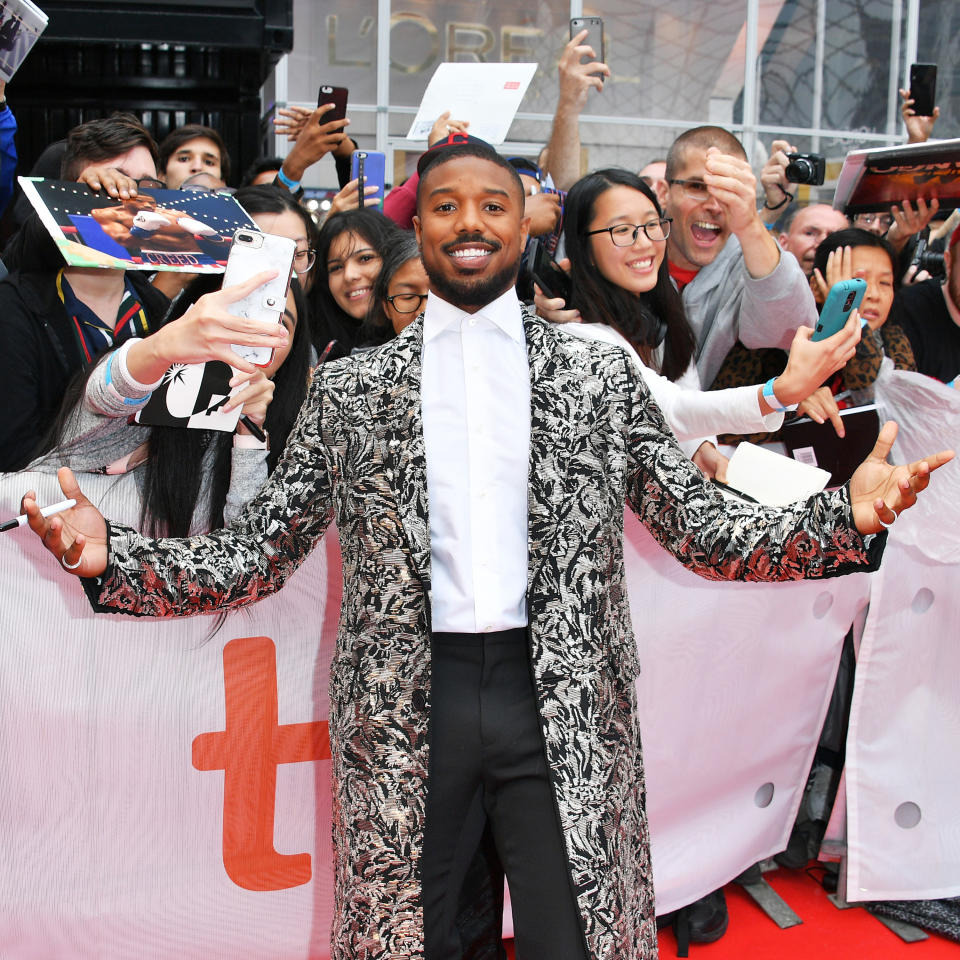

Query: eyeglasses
<box><xmin>853</xmin><ymin>212</ymin><xmax>893</xmax><ymax>230</ymax></box>
<box><xmin>179</xmin><ymin>172</ymin><xmax>235</xmax><ymax>196</ymax></box>
<box><xmin>385</xmin><ymin>292</ymin><xmax>428</xmax><ymax>314</ymax></box>
<box><xmin>293</xmin><ymin>247</ymin><xmax>317</xmax><ymax>274</ymax></box>
<box><xmin>135</xmin><ymin>177</ymin><xmax>165</xmax><ymax>191</ymax></box>
<box><xmin>668</xmin><ymin>178</ymin><xmax>711</xmax><ymax>201</ymax></box>
<box><xmin>585</xmin><ymin>217</ymin><xmax>672</xmax><ymax>246</ymax></box>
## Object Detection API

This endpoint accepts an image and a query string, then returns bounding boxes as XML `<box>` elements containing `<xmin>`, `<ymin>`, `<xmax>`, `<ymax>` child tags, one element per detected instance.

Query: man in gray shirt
<box><xmin>656</xmin><ymin>126</ymin><xmax>818</xmax><ymax>390</ymax></box>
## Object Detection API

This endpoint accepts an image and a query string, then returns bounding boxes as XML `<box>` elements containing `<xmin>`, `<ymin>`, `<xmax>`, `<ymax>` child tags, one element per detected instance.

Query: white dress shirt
<box><xmin>421</xmin><ymin>287</ymin><xmax>530</xmax><ymax>633</ymax></box>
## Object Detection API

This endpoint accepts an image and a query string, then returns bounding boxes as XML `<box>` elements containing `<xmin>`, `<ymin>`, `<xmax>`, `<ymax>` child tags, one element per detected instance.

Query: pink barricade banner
<box><xmin>626</xmin><ymin>510</ymin><xmax>873</xmax><ymax>913</ymax></box>
<box><xmin>1</xmin><ymin>467</ymin><xmax>878</xmax><ymax>953</ymax></box>
<box><xmin>843</xmin><ymin>366</ymin><xmax>960</xmax><ymax>901</ymax></box>
<box><xmin>0</xmin><ymin>469</ymin><xmax>342</xmax><ymax>959</ymax></box>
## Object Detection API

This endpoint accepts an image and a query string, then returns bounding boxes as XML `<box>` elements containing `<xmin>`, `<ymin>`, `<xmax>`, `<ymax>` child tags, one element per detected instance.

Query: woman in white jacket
<box><xmin>535</xmin><ymin>168</ymin><xmax>860</xmax><ymax>474</ymax></box>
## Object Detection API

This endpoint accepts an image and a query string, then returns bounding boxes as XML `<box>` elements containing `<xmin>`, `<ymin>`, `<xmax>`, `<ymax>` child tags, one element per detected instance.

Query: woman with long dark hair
<box><xmin>29</xmin><ymin>273</ymin><xmax>310</xmax><ymax>537</ymax></box>
<box><xmin>357</xmin><ymin>233</ymin><xmax>428</xmax><ymax>348</ymax></box>
<box><xmin>537</xmin><ymin>168</ymin><xmax>859</xmax><ymax>466</ymax></box>
<box><xmin>308</xmin><ymin>208</ymin><xmax>406</xmax><ymax>360</ymax></box>
<box><xmin>236</xmin><ymin>184</ymin><xmax>320</xmax><ymax>294</ymax></box>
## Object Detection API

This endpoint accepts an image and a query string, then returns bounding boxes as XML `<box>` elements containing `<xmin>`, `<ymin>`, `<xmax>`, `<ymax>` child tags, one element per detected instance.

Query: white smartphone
<box><xmin>224</xmin><ymin>228</ymin><xmax>297</xmax><ymax>367</ymax></box>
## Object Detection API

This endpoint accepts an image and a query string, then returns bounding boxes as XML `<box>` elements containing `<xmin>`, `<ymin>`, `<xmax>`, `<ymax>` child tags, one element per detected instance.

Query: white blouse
<box><xmin>559</xmin><ymin>321</ymin><xmax>783</xmax><ymax>457</ymax></box>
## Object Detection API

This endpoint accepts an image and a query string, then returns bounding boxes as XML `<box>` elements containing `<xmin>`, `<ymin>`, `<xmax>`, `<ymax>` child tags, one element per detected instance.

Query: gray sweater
<box><xmin>682</xmin><ymin>236</ymin><xmax>818</xmax><ymax>389</ymax></box>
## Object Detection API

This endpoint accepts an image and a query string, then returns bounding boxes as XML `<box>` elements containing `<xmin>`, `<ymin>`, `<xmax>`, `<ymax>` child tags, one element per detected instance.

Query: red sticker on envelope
<box><xmin>504</xmin><ymin>81</ymin><xmax>520</xmax><ymax>89</ymax></box>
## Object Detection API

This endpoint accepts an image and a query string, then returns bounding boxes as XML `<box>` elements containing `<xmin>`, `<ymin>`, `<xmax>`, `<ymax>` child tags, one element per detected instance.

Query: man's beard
<box><xmin>423</xmin><ymin>241</ymin><xmax>522</xmax><ymax>311</ymax></box>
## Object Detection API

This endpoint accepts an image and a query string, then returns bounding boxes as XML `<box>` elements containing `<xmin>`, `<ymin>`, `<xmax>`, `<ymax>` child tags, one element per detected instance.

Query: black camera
<box><xmin>785</xmin><ymin>153</ymin><xmax>826</xmax><ymax>185</ymax></box>
<box><xmin>910</xmin><ymin>236</ymin><xmax>946</xmax><ymax>280</ymax></box>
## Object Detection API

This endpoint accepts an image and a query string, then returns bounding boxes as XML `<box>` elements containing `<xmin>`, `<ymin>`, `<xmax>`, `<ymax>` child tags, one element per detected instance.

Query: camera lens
<box><xmin>785</xmin><ymin>152</ymin><xmax>826</xmax><ymax>185</ymax></box>
<box><xmin>237</xmin><ymin>233</ymin><xmax>252</xmax><ymax>243</ymax></box>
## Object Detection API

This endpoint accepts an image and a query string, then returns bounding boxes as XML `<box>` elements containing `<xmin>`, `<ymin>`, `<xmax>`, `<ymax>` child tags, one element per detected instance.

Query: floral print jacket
<box><xmin>85</xmin><ymin>310</ymin><xmax>883</xmax><ymax>959</ymax></box>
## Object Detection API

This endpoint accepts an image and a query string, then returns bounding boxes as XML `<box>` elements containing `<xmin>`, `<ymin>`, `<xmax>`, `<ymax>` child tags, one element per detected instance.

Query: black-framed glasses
<box><xmin>668</xmin><ymin>178</ymin><xmax>710</xmax><ymax>201</ymax></box>
<box><xmin>135</xmin><ymin>177</ymin><xmax>165</xmax><ymax>191</ymax></box>
<box><xmin>293</xmin><ymin>247</ymin><xmax>317</xmax><ymax>274</ymax></box>
<box><xmin>585</xmin><ymin>217</ymin><xmax>672</xmax><ymax>246</ymax></box>
<box><xmin>385</xmin><ymin>292</ymin><xmax>428</xmax><ymax>314</ymax></box>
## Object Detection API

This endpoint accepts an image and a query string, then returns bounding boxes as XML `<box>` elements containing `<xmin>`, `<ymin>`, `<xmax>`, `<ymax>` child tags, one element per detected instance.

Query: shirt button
<box><xmin>469</xmin><ymin>318</ymin><xmax>478</xmax><ymax>327</ymax></box>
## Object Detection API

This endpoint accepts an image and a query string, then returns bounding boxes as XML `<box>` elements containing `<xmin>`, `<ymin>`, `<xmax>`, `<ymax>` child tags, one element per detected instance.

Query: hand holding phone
<box><xmin>908</xmin><ymin>63</ymin><xmax>937</xmax><ymax>117</ymax></box>
<box><xmin>318</xmin><ymin>84</ymin><xmax>348</xmax><ymax>122</ymax></box>
<box><xmin>350</xmin><ymin>150</ymin><xmax>386</xmax><ymax>210</ymax></box>
<box><xmin>813</xmin><ymin>278</ymin><xmax>866</xmax><ymax>342</ymax></box>
<box><xmin>569</xmin><ymin>17</ymin><xmax>605</xmax><ymax>82</ymax></box>
<box><xmin>225</xmin><ymin>229</ymin><xmax>297</xmax><ymax>366</ymax></box>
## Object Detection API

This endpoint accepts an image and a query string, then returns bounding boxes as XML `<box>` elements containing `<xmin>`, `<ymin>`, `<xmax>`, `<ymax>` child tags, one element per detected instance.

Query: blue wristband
<box><xmin>762</xmin><ymin>377</ymin><xmax>796</xmax><ymax>413</ymax></box>
<box><xmin>275</xmin><ymin>167</ymin><xmax>301</xmax><ymax>192</ymax></box>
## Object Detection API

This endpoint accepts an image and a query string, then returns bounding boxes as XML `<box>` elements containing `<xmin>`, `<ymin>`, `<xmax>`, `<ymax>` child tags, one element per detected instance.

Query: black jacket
<box><xmin>0</xmin><ymin>269</ymin><xmax>169</xmax><ymax>471</ymax></box>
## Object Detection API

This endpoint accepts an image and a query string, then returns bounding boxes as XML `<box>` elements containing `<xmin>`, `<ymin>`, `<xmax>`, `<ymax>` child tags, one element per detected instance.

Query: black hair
<box><xmin>812</xmin><ymin>228</ymin><xmax>899</xmax><ymax>292</ymax></box>
<box><xmin>562</xmin><ymin>168</ymin><xmax>695</xmax><ymax>382</ymax></box>
<box><xmin>2</xmin><ymin>210</ymin><xmax>66</xmax><ymax>272</ymax></box>
<box><xmin>233</xmin><ymin>183</ymin><xmax>317</xmax><ymax>245</ymax></box>
<box><xmin>415</xmin><ymin>143</ymin><xmax>525</xmax><ymax>212</ymax></box>
<box><xmin>61</xmin><ymin>113</ymin><xmax>159</xmax><ymax>181</ymax></box>
<box><xmin>239</xmin><ymin>156</ymin><xmax>286</xmax><ymax>189</ymax></box>
<box><xmin>158</xmin><ymin>124</ymin><xmax>231</xmax><ymax>185</ymax></box>
<box><xmin>138</xmin><ymin>271</ymin><xmax>310</xmax><ymax>536</ymax></box>
<box><xmin>308</xmin><ymin>208</ymin><xmax>406</xmax><ymax>360</ymax></box>
<box><xmin>35</xmin><ymin>273</ymin><xmax>311</xmax><ymax>538</ymax></box>
<box><xmin>264</xmin><ymin>277</ymin><xmax>312</xmax><ymax>473</ymax></box>
<box><xmin>360</xmin><ymin>233</ymin><xmax>423</xmax><ymax>347</ymax></box>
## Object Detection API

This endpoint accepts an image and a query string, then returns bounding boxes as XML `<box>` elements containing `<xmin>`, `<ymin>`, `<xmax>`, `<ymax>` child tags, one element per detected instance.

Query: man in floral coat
<box><xmin>23</xmin><ymin>140</ymin><xmax>951</xmax><ymax>960</ymax></box>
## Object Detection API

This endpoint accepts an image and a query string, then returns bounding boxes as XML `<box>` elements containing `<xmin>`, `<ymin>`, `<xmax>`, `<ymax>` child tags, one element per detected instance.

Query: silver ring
<box><xmin>61</xmin><ymin>553</ymin><xmax>82</xmax><ymax>570</ymax></box>
<box><xmin>877</xmin><ymin>509</ymin><xmax>899</xmax><ymax>529</ymax></box>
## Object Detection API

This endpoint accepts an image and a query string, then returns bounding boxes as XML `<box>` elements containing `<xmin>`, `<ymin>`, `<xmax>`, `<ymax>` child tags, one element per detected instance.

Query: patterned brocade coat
<box><xmin>87</xmin><ymin>310</ymin><xmax>883</xmax><ymax>959</ymax></box>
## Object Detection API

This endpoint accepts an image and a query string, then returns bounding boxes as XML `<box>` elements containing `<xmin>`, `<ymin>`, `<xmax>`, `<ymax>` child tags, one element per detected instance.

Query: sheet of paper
<box><xmin>723</xmin><ymin>441</ymin><xmax>830</xmax><ymax>507</ymax></box>
<box><xmin>406</xmin><ymin>62</ymin><xmax>537</xmax><ymax>145</ymax></box>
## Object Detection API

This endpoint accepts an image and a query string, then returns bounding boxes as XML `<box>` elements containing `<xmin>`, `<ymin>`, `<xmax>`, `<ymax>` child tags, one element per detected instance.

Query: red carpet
<box><xmin>504</xmin><ymin>864</ymin><xmax>958</xmax><ymax>958</ymax></box>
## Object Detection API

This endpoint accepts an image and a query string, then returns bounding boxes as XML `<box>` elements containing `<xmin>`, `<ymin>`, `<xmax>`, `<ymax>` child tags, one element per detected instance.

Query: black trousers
<box><xmin>421</xmin><ymin>628</ymin><xmax>589</xmax><ymax>960</ymax></box>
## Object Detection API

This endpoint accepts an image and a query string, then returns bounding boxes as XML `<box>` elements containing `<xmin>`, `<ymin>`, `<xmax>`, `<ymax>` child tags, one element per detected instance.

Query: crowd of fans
<box><xmin>0</xmin><ymin>27</ymin><xmax>957</xmax><ymax>952</ymax></box>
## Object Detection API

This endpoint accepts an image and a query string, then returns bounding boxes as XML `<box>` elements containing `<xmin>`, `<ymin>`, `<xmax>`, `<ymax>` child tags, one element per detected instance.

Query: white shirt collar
<box><xmin>423</xmin><ymin>286</ymin><xmax>525</xmax><ymax>345</ymax></box>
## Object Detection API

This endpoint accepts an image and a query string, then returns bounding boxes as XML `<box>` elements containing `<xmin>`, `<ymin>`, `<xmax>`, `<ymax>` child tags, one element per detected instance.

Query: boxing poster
<box><xmin>18</xmin><ymin>177</ymin><xmax>256</xmax><ymax>272</ymax></box>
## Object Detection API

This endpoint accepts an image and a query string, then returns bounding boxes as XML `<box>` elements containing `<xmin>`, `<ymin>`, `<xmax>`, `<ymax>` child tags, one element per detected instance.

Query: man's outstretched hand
<box><xmin>849</xmin><ymin>421</ymin><xmax>954</xmax><ymax>535</ymax></box>
<box><xmin>22</xmin><ymin>467</ymin><xmax>108</xmax><ymax>577</ymax></box>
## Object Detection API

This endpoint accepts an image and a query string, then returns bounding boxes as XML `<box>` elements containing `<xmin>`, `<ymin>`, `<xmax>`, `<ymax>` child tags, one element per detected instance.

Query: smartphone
<box><xmin>813</xmin><ymin>278</ymin><xmax>866</xmax><ymax>342</ymax></box>
<box><xmin>530</xmin><ymin>238</ymin><xmax>572</xmax><ymax>303</ymax></box>
<box><xmin>350</xmin><ymin>149</ymin><xmax>386</xmax><ymax>210</ymax></box>
<box><xmin>318</xmin><ymin>84</ymin><xmax>348</xmax><ymax>123</ymax></box>
<box><xmin>570</xmin><ymin>16</ymin><xmax>605</xmax><ymax>80</ymax></box>
<box><xmin>225</xmin><ymin>229</ymin><xmax>297</xmax><ymax>367</ymax></box>
<box><xmin>908</xmin><ymin>63</ymin><xmax>937</xmax><ymax>117</ymax></box>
